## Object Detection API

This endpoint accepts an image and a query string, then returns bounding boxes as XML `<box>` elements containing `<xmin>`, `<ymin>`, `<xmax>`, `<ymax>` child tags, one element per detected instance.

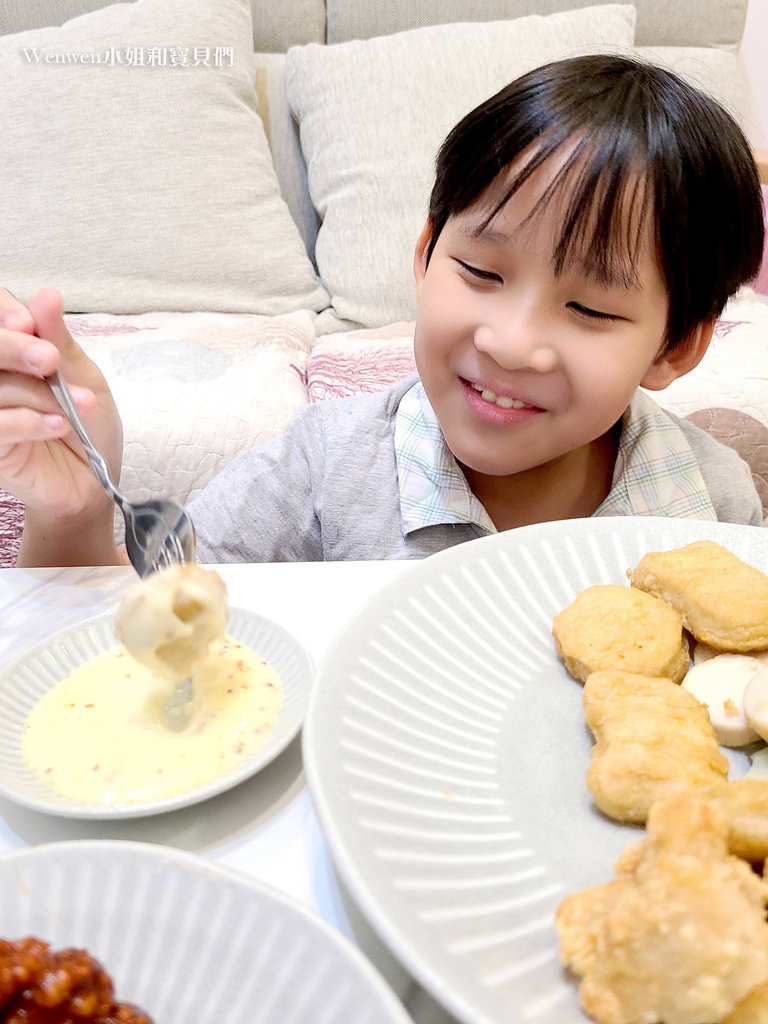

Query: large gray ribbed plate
<box><xmin>304</xmin><ymin>517</ymin><xmax>768</xmax><ymax>1024</ymax></box>
<box><xmin>0</xmin><ymin>840</ymin><xmax>412</xmax><ymax>1024</ymax></box>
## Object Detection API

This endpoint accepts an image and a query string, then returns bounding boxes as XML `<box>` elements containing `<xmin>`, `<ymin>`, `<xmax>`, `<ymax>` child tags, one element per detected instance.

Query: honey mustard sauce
<box><xmin>22</xmin><ymin>637</ymin><xmax>282</xmax><ymax>806</ymax></box>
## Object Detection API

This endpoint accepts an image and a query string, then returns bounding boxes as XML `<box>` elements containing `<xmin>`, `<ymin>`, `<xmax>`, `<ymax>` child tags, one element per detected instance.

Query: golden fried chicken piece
<box><xmin>556</xmin><ymin>792</ymin><xmax>768</xmax><ymax>1024</ymax></box>
<box><xmin>583</xmin><ymin>670</ymin><xmax>728</xmax><ymax>823</ymax></box>
<box><xmin>699</xmin><ymin>780</ymin><xmax>768</xmax><ymax>863</ymax></box>
<box><xmin>630</xmin><ymin>541</ymin><xmax>768</xmax><ymax>651</ymax></box>
<box><xmin>114</xmin><ymin>564</ymin><xmax>228</xmax><ymax>682</ymax></box>
<box><xmin>552</xmin><ymin>585</ymin><xmax>689</xmax><ymax>684</ymax></box>
<box><xmin>721</xmin><ymin>979</ymin><xmax>768</xmax><ymax>1024</ymax></box>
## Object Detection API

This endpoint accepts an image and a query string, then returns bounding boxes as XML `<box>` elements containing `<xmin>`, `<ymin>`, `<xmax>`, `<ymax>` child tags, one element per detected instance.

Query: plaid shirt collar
<box><xmin>393</xmin><ymin>380</ymin><xmax>716</xmax><ymax>536</ymax></box>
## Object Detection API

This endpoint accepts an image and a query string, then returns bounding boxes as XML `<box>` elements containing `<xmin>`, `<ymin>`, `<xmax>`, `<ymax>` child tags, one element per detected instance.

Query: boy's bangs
<box><xmin>430</xmin><ymin>55</ymin><xmax>764</xmax><ymax>352</ymax></box>
<box><xmin>480</xmin><ymin>131</ymin><xmax>654</xmax><ymax>290</ymax></box>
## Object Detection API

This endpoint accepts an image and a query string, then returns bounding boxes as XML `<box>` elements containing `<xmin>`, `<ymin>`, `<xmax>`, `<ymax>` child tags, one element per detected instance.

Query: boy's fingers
<box><xmin>0</xmin><ymin>332</ymin><xmax>59</xmax><ymax>377</ymax></box>
<box><xmin>4</xmin><ymin>313</ymin><xmax>34</xmax><ymax>333</ymax></box>
<box><xmin>26</xmin><ymin>288</ymin><xmax>86</xmax><ymax>369</ymax></box>
<box><xmin>0</xmin><ymin>406</ymin><xmax>68</xmax><ymax>445</ymax></box>
<box><xmin>0</xmin><ymin>372</ymin><xmax>94</xmax><ymax>413</ymax></box>
<box><xmin>26</xmin><ymin>288</ymin><xmax>71</xmax><ymax>351</ymax></box>
<box><xmin>3</xmin><ymin>290</ymin><xmax>86</xmax><ymax>376</ymax></box>
<box><xmin>26</xmin><ymin>290</ymin><xmax>110</xmax><ymax>402</ymax></box>
<box><xmin>0</xmin><ymin>289</ymin><xmax>35</xmax><ymax>334</ymax></box>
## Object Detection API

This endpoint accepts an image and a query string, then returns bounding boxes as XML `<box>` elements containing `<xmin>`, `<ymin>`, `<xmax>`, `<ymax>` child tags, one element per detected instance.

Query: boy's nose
<box><xmin>473</xmin><ymin>324</ymin><xmax>558</xmax><ymax>373</ymax></box>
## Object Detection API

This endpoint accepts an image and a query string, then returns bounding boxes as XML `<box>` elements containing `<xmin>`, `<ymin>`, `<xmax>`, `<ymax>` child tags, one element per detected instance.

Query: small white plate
<box><xmin>0</xmin><ymin>607</ymin><xmax>313</xmax><ymax>819</ymax></box>
<box><xmin>304</xmin><ymin>517</ymin><xmax>768</xmax><ymax>1024</ymax></box>
<box><xmin>0</xmin><ymin>839</ymin><xmax>412</xmax><ymax>1024</ymax></box>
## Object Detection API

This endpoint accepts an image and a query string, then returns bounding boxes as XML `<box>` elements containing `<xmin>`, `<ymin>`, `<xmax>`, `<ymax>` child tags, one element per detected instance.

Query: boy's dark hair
<box><xmin>426</xmin><ymin>55</ymin><xmax>765</xmax><ymax>354</ymax></box>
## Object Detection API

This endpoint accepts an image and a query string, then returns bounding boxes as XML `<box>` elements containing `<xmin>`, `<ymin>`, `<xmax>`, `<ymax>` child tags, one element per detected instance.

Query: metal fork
<box><xmin>46</xmin><ymin>371</ymin><xmax>197</xmax><ymax>577</ymax></box>
<box><xmin>48</xmin><ymin>370</ymin><xmax>198</xmax><ymax>729</ymax></box>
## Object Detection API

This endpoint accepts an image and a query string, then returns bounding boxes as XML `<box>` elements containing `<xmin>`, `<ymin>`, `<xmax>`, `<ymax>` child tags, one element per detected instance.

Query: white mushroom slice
<box><xmin>681</xmin><ymin>654</ymin><xmax>763</xmax><ymax>747</ymax></box>
<box><xmin>744</xmin><ymin>666</ymin><xmax>768</xmax><ymax>745</ymax></box>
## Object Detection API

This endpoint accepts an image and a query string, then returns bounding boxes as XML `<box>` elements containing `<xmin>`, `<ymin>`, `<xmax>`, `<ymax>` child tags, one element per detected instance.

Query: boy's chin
<box><xmin>454</xmin><ymin>451</ymin><xmax>543</xmax><ymax>479</ymax></box>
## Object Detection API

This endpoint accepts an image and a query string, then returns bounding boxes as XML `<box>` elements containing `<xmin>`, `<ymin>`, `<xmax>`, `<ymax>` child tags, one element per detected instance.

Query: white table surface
<box><xmin>0</xmin><ymin>562</ymin><xmax>459</xmax><ymax>1024</ymax></box>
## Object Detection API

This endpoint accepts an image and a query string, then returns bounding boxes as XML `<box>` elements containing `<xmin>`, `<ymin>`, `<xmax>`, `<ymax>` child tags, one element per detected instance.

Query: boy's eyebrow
<box><xmin>460</xmin><ymin>223</ymin><xmax>514</xmax><ymax>244</ymax></box>
<box><xmin>456</xmin><ymin>221</ymin><xmax>642</xmax><ymax>291</ymax></box>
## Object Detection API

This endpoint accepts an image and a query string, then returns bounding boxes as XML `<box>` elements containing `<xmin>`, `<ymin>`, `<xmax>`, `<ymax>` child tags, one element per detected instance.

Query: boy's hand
<box><xmin>0</xmin><ymin>287</ymin><xmax>123</xmax><ymax>521</ymax></box>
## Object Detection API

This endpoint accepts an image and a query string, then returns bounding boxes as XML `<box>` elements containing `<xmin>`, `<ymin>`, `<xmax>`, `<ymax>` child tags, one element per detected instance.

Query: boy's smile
<box><xmin>460</xmin><ymin>377</ymin><xmax>542</xmax><ymax>425</ymax></box>
<box><xmin>410</xmin><ymin>153</ymin><xmax>708</xmax><ymax>527</ymax></box>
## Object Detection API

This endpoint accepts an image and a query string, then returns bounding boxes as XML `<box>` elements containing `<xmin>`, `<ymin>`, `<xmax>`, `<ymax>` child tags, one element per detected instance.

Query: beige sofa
<box><xmin>1</xmin><ymin>0</ymin><xmax>767</xmax><ymax>564</ymax></box>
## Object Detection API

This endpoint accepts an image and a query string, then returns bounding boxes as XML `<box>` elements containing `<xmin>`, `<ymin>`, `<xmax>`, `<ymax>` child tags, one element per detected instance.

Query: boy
<box><xmin>0</xmin><ymin>55</ymin><xmax>764</xmax><ymax>566</ymax></box>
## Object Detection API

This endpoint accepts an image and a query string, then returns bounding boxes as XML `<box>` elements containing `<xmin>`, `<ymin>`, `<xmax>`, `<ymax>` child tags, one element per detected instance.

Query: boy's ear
<box><xmin>413</xmin><ymin>220</ymin><xmax>433</xmax><ymax>297</ymax></box>
<box><xmin>640</xmin><ymin>319</ymin><xmax>715</xmax><ymax>391</ymax></box>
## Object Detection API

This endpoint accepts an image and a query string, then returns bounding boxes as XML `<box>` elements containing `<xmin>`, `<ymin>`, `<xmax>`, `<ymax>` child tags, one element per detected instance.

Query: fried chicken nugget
<box><xmin>697</xmin><ymin>780</ymin><xmax>768</xmax><ymax>863</ymax></box>
<box><xmin>114</xmin><ymin>564</ymin><xmax>228</xmax><ymax>682</ymax></box>
<box><xmin>583</xmin><ymin>670</ymin><xmax>728</xmax><ymax>823</ymax></box>
<box><xmin>553</xmin><ymin>585</ymin><xmax>689</xmax><ymax>683</ymax></box>
<box><xmin>630</xmin><ymin>541</ymin><xmax>768</xmax><ymax>651</ymax></box>
<box><xmin>556</xmin><ymin>791</ymin><xmax>768</xmax><ymax>1024</ymax></box>
<box><xmin>721</xmin><ymin>978</ymin><xmax>768</xmax><ymax>1024</ymax></box>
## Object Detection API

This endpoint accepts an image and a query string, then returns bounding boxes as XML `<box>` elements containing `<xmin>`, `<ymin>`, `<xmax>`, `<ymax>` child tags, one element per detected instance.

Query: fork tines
<box><xmin>153</xmin><ymin>533</ymin><xmax>186</xmax><ymax>574</ymax></box>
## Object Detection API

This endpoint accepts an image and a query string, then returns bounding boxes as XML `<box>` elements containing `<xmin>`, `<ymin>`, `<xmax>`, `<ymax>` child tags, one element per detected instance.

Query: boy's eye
<box><xmin>456</xmin><ymin>260</ymin><xmax>502</xmax><ymax>282</ymax></box>
<box><xmin>568</xmin><ymin>302</ymin><xmax>619</xmax><ymax>322</ymax></box>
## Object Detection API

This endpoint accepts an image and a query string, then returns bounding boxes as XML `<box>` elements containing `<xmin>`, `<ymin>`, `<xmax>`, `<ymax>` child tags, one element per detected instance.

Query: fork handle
<box><xmin>46</xmin><ymin>371</ymin><xmax>126</xmax><ymax>508</ymax></box>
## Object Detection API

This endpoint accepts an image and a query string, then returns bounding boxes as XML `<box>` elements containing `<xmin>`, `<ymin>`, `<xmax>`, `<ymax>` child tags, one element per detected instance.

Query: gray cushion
<box><xmin>0</xmin><ymin>0</ymin><xmax>326</xmax><ymax>52</ymax></box>
<box><xmin>326</xmin><ymin>0</ymin><xmax>748</xmax><ymax>49</ymax></box>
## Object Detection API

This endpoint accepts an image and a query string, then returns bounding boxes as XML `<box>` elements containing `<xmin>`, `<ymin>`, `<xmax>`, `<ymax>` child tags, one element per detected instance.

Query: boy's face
<box><xmin>413</xmin><ymin>159</ymin><xmax>704</xmax><ymax>481</ymax></box>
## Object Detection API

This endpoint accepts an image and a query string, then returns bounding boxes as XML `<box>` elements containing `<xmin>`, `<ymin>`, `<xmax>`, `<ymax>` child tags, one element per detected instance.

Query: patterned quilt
<box><xmin>3</xmin><ymin>292</ymin><xmax>768</xmax><ymax>566</ymax></box>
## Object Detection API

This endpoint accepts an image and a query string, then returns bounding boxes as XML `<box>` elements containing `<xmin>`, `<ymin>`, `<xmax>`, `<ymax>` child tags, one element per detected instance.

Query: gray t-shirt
<box><xmin>190</xmin><ymin>378</ymin><xmax>763</xmax><ymax>563</ymax></box>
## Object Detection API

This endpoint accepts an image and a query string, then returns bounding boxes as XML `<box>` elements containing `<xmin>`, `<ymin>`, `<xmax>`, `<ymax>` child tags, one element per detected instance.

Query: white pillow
<box><xmin>66</xmin><ymin>308</ymin><xmax>315</xmax><ymax>537</ymax></box>
<box><xmin>286</xmin><ymin>5</ymin><xmax>637</xmax><ymax>331</ymax></box>
<box><xmin>0</xmin><ymin>0</ymin><xmax>329</xmax><ymax>315</ymax></box>
<box><xmin>633</xmin><ymin>46</ymin><xmax>747</xmax><ymax>124</ymax></box>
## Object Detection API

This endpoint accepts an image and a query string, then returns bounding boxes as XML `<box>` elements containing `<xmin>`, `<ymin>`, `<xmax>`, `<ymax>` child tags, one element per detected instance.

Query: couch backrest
<box><xmin>5</xmin><ymin>0</ymin><xmax>747</xmax><ymax>275</ymax></box>
<box><xmin>2</xmin><ymin>0</ymin><xmax>757</xmax><ymax>319</ymax></box>
<box><xmin>326</xmin><ymin>0</ymin><xmax>748</xmax><ymax>49</ymax></box>
<box><xmin>0</xmin><ymin>0</ymin><xmax>750</xmax><ymax>51</ymax></box>
<box><xmin>0</xmin><ymin>0</ymin><xmax>326</xmax><ymax>50</ymax></box>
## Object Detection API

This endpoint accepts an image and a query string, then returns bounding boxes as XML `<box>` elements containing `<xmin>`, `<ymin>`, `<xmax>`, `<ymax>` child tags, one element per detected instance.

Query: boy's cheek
<box><xmin>416</xmin><ymin>314</ymin><xmax>470</xmax><ymax>364</ymax></box>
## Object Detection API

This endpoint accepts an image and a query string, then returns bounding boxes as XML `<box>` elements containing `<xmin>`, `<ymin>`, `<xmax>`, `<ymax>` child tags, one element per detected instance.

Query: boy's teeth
<box><xmin>471</xmin><ymin>382</ymin><xmax>528</xmax><ymax>409</ymax></box>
